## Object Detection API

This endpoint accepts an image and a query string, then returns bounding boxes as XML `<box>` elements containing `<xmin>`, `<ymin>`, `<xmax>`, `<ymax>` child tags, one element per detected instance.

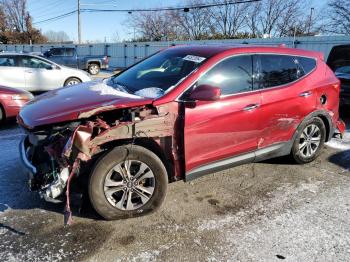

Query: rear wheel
<box><xmin>88</xmin><ymin>63</ymin><xmax>100</xmax><ymax>75</ymax></box>
<box><xmin>291</xmin><ymin>117</ymin><xmax>326</xmax><ymax>164</ymax></box>
<box><xmin>64</xmin><ymin>77</ymin><xmax>81</xmax><ymax>86</ymax></box>
<box><xmin>89</xmin><ymin>145</ymin><xmax>168</xmax><ymax>220</ymax></box>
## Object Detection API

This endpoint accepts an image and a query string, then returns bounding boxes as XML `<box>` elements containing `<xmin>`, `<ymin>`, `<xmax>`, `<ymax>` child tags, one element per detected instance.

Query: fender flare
<box><xmin>293</xmin><ymin>110</ymin><xmax>334</xmax><ymax>143</ymax></box>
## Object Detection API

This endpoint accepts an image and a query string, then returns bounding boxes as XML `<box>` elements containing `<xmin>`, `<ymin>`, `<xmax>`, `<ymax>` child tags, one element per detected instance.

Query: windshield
<box><xmin>106</xmin><ymin>49</ymin><xmax>206</xmax><ymax>98</ymax></box>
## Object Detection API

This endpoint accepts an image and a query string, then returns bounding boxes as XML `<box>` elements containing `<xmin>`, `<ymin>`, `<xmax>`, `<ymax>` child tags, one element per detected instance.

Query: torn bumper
<box><xmin>19</xmin><ymin>136</ymin><xmax>36</xmax><ymax>175</ymax></box>
<box><xmin>333</xmin><ymin>119</ymin><xmax>346</xmax><ymax>138</ymax></box>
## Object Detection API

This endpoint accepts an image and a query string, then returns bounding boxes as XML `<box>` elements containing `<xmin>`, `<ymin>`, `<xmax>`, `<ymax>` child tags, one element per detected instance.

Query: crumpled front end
<box><xmin>19</xmin><ymin>103</ymin><xmax>183</xmax><ymax>224</ymax></box>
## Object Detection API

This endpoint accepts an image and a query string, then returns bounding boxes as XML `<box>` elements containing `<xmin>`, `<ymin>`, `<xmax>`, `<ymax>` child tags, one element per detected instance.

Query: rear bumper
<box><xmin>334</xmin><ymin>119</ymin><xmax>346</xmax><ymax>138</ymax></box>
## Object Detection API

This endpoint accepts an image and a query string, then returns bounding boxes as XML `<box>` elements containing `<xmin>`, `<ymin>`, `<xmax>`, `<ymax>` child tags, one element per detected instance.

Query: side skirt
<box><xmin>185</xmin><ymin>141</ymin><xmax>293</xmax><ymax>182</ymax></box>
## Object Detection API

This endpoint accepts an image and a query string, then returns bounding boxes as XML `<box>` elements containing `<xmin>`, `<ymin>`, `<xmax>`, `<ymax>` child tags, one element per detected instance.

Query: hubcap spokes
<box><xmin>299</xmin><ymin>124</ymin><xmax>321</xmax><ymax>158</ymax></box>
<box><xmin>104</xmin><ymin>160</ymin><xmax>155</xmax><ymax>211</ymax></box>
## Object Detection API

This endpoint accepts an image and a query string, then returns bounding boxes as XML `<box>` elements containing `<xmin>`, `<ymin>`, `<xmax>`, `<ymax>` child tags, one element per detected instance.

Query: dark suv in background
<box><xmin>43</xmin><ymin>47</ymin><xmax>109</xmax><ymax>75</ymax></box>
<box><xmin>327</xmin><ymin>44</ymin><xmax>350</xmax><ymax>106</ymax></box>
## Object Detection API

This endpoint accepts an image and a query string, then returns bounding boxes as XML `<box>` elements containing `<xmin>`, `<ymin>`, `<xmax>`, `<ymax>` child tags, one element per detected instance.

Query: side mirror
<box><xmin>189</xmin><ymin>84</ymin><xmax>221</xmax><ymax>101</ymax></box>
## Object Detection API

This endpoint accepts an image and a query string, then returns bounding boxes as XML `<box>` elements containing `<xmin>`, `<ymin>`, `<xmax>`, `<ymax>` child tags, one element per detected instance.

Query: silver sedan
<box><xmin>0</xmin><ymin>53</ymin><xmax>92</xmax><ymax>92</ymax></box>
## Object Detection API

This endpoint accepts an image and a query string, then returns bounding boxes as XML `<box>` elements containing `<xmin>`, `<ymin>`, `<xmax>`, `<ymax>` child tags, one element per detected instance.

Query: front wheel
<box><xmin>291</xmin><ymin>117</ymin><xmax>326</xmax><ymax>164</ymax></box>
<box><xmin>89</xmin><ymin>145</ymin><xmax>168</xmax><ymax>220</ymax></box>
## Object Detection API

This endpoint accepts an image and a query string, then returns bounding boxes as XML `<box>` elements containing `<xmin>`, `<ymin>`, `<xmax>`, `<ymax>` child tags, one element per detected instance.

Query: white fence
<box><xmin>1</xmin><ymin>35</ymin><xmax>350</xmax><ymax>69</ymax></box>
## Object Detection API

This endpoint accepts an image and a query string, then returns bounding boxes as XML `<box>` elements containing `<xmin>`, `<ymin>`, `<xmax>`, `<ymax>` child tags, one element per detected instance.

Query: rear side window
<box><xmin>298</xmin><ymin>57</ymin><xmax>316</xmax><ymax>75</ymax></box>
<box><xmin>197</xmin><ymin>55</ymin><xmax>253</xmax><ymax>95</ymax></box>
<box><xmin>257</xmin><ymin>54</ymin><xmax>299</xmax><ymax>89</ymax></box>
<box><xmin>0</xmin><ymin>56</ymin><xmax>16</xmax><ymax>67</ymax></box>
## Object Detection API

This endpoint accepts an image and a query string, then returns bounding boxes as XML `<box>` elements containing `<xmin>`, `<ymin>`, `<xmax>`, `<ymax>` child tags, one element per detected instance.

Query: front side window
<box><xmin>257</xmin><ymin>54</ymin><xmax>299</xmax><ymax>88</ymax></box>
<box><xmin>21</xmin><ymin>56</ymin><xmax>53</xmax><ymax>69</ymax></box>
<box><xmin>0</xmin><ymin>56</ymin><xmax>15</xmax><ymax>67</ymax></box>
<box><xmin>197</xmin><ymin>55</ymin><xmax>253</xmax><ymax>95</ymax></box>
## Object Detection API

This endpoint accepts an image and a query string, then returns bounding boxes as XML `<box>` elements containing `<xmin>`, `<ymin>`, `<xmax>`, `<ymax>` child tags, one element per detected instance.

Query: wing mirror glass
<box><xmin>189</xmin><ymin>84</ymin><xmax>221</xmax><ymax>101</ymax></box>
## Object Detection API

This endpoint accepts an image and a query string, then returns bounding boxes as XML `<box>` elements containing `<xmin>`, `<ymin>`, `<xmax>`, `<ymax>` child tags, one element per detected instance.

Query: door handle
<box><xmin>244</xmin><ymin>104</ymin><xmax>260</xmax><ymax>111</ymax></box>
<box><xmin>299</xmin><ymin>91</ymin><xmax>312</xmax><ymax>97</ymax></box>
<box><xmin>25</xmin><ymin>70</ymin><xmax>33</xmax><ymax>73</ymax></box>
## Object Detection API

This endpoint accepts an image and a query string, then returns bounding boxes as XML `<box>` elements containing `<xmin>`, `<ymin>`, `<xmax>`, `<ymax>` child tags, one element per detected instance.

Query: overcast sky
<box><xmin>27</xmin><ymin>0</ymin><xmax>327</xmax><ymax>43</ymax></box>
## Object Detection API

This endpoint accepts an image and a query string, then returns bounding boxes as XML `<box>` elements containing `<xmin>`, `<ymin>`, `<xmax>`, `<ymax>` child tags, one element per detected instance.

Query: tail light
<box><xmin>104</xmin><ymin>56</ymin><xmax>109</xmax><ymax>64</ymax></box>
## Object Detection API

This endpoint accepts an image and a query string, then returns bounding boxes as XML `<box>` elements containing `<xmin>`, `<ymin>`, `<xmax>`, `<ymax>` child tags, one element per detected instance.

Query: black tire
<box><xmin>291</xmin><ymin>117</ymin><xmax>326</xmax><ymax>164</ymax></box>
<box><xmin>89</xmin><ymin>145</ymin><xmax>168</xmax><ymax>220</ymax></box>
<box><xmin>64</xmin><ymin>77</ymin><xmax>81</xmax><ymax>86</ymax></box>
<box><xmin>0</xmin><ymin>104</ymin><xmax>4</xmax><ymax>123</ymax></box>
<box><xmin>88</xmin><ymin>63</ymin><xmax>100</xmax><ymax>75</ymax></box>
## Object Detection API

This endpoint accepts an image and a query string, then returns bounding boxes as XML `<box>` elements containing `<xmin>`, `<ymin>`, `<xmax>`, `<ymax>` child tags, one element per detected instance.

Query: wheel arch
<box><xmin>87</xmin><ymin>60</ymin><xmax>101</xmax><ymax>67</ymax></box>
<box><xmin>295</xmin><ymin>110</ymin><xmax>333</xmax><ymax>143</ymax></box>
<box><xmin>64</xmin><ymin>76</ymin><xmax>82</xmax><ymax>86</ymax></box>
<box><xmin>93</xmin><ymin>137</ymin><xmax>175</xmax><ymax>182</ymax></box>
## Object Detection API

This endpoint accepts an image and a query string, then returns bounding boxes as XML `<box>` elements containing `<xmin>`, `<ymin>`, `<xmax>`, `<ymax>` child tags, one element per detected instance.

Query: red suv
<box><xmin>18</xmin><ymin>45</ymin><xmax>345</xmax><ymax>220</ymax></box>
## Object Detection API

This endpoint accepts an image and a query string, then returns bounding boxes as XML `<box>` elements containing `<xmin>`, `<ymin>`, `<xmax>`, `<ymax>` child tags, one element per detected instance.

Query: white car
<box><xmin>0</xmin><ymin>53</ymin><xmax>92</xmax><ymax>92</ymax></box>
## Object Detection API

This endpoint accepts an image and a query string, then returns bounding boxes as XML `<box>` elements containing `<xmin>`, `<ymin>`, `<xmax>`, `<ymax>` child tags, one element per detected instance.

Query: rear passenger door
<box><xmin>257</xmin><ymin>54</ymin><xmax>317</xmax><ymax>148</ymax></box>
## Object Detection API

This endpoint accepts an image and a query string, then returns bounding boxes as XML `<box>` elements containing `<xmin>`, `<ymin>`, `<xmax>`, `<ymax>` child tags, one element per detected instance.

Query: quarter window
<box><xmin>257</xmin><ymin>55</ymin><xmax>300</xmax><ymax>88</ymax></box>
<box><xmin>197</xmin><ymin>55</ymin><xmax>253</xmax><ymax>95</ymax></box>
<box><xmin>298</xmin><ymin>57</ymin><xmax>316</xmax><ymax>75</ymax></box>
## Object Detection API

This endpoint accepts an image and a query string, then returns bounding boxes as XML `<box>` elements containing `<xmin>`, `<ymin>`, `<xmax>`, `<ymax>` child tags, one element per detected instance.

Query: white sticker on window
<box><xmin>183</xmin><ymin>55</ymin><xmax>206</xmax><ymax>63</ymax></box>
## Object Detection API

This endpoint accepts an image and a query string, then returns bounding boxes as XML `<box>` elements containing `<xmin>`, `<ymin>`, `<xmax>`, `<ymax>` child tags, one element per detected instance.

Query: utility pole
<box><xmin>78</xmin><ymin>0</ymin><xmax>81</xmax><ymax>44</ymax></box>
<box><xmin>307</xmin><ymin>7</ymin><xmax>314</xmax><ymax>35</ymax></box>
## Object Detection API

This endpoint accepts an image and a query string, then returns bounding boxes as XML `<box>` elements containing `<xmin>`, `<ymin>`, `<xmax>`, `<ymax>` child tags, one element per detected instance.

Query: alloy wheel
<box><xmin>103</xmin><ymin>160</ymin><xmax>155</xmax><ymax>211</ymax></box>
<box><xmin>298</xmin><ymin>124</ymin><xmax>321</xmax><ymax>158</ymax></box>
<box><xmin>66</xmin><ymin>80</ymin><xmax>80</xmax><ymax>86</ymax></box>
<box><xmin>89</xmin><ymin>65</ymin><xmax>99</xmax><ymax>75</ymax></box>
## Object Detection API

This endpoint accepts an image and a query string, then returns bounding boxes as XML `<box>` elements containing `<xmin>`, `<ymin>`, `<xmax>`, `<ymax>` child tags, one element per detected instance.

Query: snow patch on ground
<box><xmin>326</xmin><ymin>129</ymin><xmax>350</xmax><ymax>150</ymax></box>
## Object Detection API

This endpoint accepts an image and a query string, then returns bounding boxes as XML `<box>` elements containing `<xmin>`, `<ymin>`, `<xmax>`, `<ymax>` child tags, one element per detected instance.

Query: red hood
<box><xmin>0</xmin><ymin>85</ymin><xmax>29</xmax><ymax>95</ymax></box>
<box><xmin>18</xmin><ymin>80</ymin><xmax>153</xmax><ymax>129</ymax></box>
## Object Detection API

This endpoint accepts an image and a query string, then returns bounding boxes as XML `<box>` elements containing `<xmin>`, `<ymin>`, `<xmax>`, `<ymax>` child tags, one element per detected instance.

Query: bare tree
<box><xmin>174</xmin><ymin>0</ymin><xmax>213</xmax><ymax>40</ymax></box>
<box><xmin>0</xmin><ymin>0</ymin><xmax>46</xmax><ymax>44</ymax></box>
<box><xmin>209</xmin><ymin>0</ymin><xmax>249</xmax><ymax>38</ymax></box>
<box><xmin>128</xmin><ymin>11</ymin><xmax>180</xmax><ymax>41</ymax></box>
<box><xmin>245</xmin><ymin>2</ymin><xmax>262</xmax><ymax>37</ymax></box>
<box><xmin>326</xmin><ymin>0</ymin><xmax>350</xmax><ymax>35</ymax></box>
<box><xmin>44</xmin><ymin>30</ymin><xmax>70</xmax><ymax>43</ymax></box>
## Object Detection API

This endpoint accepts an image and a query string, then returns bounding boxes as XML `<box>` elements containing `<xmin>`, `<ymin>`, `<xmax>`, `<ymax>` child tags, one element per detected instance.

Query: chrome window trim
<box><xmin>175</xmin><ymin>52</ymin><xmax>318</xmax><ymax>102</ymax></box>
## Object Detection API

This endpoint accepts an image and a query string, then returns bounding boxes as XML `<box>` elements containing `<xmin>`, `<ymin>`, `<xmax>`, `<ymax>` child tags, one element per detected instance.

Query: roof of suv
<box><xmin>166</xmin><ymin>44</ymin><xmax>322</xmax><ymax>59</ymax></box>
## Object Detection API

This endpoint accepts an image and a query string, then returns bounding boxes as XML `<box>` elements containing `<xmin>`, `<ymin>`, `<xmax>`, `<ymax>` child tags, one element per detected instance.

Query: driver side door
<box><xmin>19</xmin><ymin>56</ymin><xmax>63</xmax><ymax>92</ymax></box>
<box><xmin>183</xmin><ymin>55</ymin><xmax>263</xmax><ymax>179</ymax></box>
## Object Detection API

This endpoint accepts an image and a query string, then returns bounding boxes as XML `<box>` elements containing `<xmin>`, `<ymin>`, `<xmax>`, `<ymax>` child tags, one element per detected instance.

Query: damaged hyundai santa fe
<box><xmin>18</xmin><ymin>45</ymin><xmax>345</xmax><ymax>221</ymax></box>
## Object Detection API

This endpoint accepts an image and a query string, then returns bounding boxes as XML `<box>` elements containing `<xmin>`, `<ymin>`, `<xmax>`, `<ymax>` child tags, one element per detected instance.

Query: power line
<box><xmin>31</xmin><ymin>0</ymin><xmax>261</xmax><ymax>27</ymax></box>
<box><xmin>81</xmin><ymin>0</ymin><xmax>261</xmax><ymax>13</ymax></box>
<box><xmin>33</xmin><ymin>10</ymin><xmax>77</xmax><ymax>25</ymax></box>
